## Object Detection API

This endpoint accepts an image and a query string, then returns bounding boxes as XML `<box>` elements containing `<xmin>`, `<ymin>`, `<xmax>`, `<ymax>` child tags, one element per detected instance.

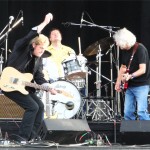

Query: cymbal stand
<box><xmin>84</xmin><ymin>47</ymin><xmax>115</xmax><ymax>121</ymax></box>
<box><xmin>116</xmin><ymin>45</ymin><xmax>121</xmax><ymax>114</ymax></box>
<box><xmin>0</xmin><ymin>49</ymin><xmax>4</xmax><ymax>74</ymax></box>
<box><xmin>88</xmin><ymin>67</ymin><xmax>115</xmax><ymax>84</ymax></box>
<box><xmin>96</xmin><ymin>45</ymin><xmax>102</xmax><ymax>97</ymax></box>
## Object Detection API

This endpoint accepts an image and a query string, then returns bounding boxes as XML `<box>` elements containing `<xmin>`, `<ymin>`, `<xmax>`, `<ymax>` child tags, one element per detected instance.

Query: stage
<box><xmin>1</xmin><ymin>144</ymin><xmax>150</xmax><ymax>150</ymax></box>
<box><xmin>0</xmin><ymin>95</ymin><xmax>150</xmax><ymax>149</ymax></box>
<box><xmin>0</xmin><ymin>119</ymin><xmax>150</xmax><ymax>150</ymax></box>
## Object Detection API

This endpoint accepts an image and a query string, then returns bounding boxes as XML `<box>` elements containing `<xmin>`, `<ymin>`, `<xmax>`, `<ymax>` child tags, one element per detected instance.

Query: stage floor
<box><xmin>1</xmin><ymin>119</ymin><xmax>150</xmax><ymax>150</ymax></box>
<box><xmin>1</xmin><ymin>144</ymin><xmax>150</xmax><ymax>150</ymax></box>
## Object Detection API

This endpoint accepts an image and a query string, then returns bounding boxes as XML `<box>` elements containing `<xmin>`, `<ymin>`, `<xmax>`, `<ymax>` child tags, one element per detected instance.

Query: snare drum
<box><xmin>69</xmin><ymin>77</ymin><xmax>85</xmax><ymax>89</ymax></box>
<box><xmin>41</xmin><ymin>80</ymin><xmax>81</xmax><ymax>119</ymax></box>
<box><xmin>62</xmin><ymin>55</ymin><xmax>87</xmax><ymax>80</ymax></box>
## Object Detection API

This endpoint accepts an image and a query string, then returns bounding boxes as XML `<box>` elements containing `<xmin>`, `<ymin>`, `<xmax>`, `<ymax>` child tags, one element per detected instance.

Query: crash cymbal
<box><xmin>84</xmin><ymin>37</ymin><xmax>114</xmax><ymax>56</ymax></box>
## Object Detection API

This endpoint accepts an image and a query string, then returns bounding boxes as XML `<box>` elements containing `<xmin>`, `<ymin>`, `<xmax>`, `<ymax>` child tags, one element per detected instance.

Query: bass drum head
<box><xmin>41</xmin><ymin>80</ymin><xmax>81</xmax><ymax>119</ymax></box>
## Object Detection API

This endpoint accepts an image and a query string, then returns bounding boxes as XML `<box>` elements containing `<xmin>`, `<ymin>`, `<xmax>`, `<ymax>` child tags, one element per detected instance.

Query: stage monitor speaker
<box><xmin>0</xmin><ymin>94</ymin><xmax>24</xmax><ymax>119</ymax></box>
<box><xmin>120</xmin><ymin>120</ymin><xmax>150</xmax><ymax>145</ymax></box>
<box><xmin>38</xmin><ymin>119</ymin><xmax>91</xmax><ymax>144</ymax></box>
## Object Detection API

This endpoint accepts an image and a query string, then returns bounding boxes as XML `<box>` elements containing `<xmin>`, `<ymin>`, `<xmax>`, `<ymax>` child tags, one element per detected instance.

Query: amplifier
<box><xmin>0</xmin><ymin>94</ymin><xmax>24</xmax><ymax>119</ymax></box>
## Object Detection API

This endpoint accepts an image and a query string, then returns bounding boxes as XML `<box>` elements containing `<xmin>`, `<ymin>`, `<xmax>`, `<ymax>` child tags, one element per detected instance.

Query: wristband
<box><xmin>131</xmin><ymin>73</ymin><xmax>135</xmax><ymax>79</ymax></box>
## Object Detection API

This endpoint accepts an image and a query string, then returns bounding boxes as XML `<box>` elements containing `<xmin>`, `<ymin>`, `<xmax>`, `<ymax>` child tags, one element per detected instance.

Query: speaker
<box><xmin>120</xmin><ymin>120</ymin><xmax>150</xmax><ymax>145</ymax></box>
<box><xmin>0</xmin><ymin>94</ymin><xmax>24</xmax><ymax>119</ymax></box>
<box><xmin>38</xmin><ymin>119</ymin><xmax>91</xmax><ymax>144</ymax></box>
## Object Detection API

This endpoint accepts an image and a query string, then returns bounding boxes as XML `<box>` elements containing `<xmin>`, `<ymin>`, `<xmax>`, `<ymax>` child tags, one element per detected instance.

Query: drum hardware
<box><xmin>86</xmin><ymin>61</ymin><xmax>109</xmax><ymax>66</ymax></box>
<box><xmin>45</xmin><ymin>98</ymin><xmax>75</xmax><ymax>119</ymax></box>
<box><xmin>76</xmin><ymin>97</ymin><xmax>114</xmax><ymax>121</ymax></box>
<box><xmin>52</xmin><ymin>100</ymin><xmax>74</xmax><ymax>111</ymax></box>
<box><xmin>41</xmin><ymin>80</ymin><xmax>81</xmax><ymax>119</ymax></box>
<box><xmin>79</xmin><ymin>97</ymin><xmax>114</xmax><ymax>121</ymax></box>
<box><xmin>84</xmin><ymin>38</ymin><xmax>115</xmax><ymax>121</ymax></box>
<box><xmin>0</xmin><ymin>49</ymin><xmax>4</xmax><ymax>74</ymax></box>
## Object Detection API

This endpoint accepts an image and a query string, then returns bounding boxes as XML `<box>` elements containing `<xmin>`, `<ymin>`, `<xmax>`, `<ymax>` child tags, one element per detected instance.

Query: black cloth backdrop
<box><xmin>0</xmin><ymin>0</ymin><xmax>150</xmax><ymax>97</ymax></box>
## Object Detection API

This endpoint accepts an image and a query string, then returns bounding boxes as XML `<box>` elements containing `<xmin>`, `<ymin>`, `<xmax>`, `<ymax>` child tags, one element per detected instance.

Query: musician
<box><xmin>2</xmin><ymin>13</ymin><xmax>57</xmax><ymax>143</ymax></box>
<box><xmin>114</xmin><ymin>28</ymin><xmax>150</xmax><ymax>120</ymax></box>
<box><xmin>42</xmin><ymin>28</ymin><xmax>76</xmax><ymax>82</ymax></box>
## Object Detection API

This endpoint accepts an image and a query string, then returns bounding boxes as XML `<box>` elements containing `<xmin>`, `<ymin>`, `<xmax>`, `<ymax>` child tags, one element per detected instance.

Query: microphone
<box><xmin>80</xmin><ymin>12</ymin><xmax>84</xmax><ymax>28</ymax></box>
<box><xmin>21</xmin><ymin>10</ymin><xmax>24</xmax><ymax>26</ymax></box>
<box><xmin>9</xmin><ymin>16</ymin><xmax>14</xmax><ymax>25</ymax></box>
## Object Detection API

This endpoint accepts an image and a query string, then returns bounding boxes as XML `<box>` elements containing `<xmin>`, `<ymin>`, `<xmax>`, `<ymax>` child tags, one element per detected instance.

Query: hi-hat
<box><xmin>84</xmin><ymin>37</ymin><xmax>114</xmax><ymax>56</ymax></box>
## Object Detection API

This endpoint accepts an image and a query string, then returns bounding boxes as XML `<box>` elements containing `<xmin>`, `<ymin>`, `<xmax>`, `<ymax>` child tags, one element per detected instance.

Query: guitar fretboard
<box><xmin>24</xmin><ymin>82</ymin><xmax>51</xmax><ymax>91</ymax></box>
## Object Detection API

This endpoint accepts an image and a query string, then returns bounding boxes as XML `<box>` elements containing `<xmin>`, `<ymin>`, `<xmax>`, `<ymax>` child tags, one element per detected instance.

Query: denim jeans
<box><xmin>124</xmin><ymin>85</ymin><xmax>150</xmax><ymax>120</ymax></box>
<box><xmin>2</xmin><ymin>91</ymin><xmax>44</xmax><ymax>140</ymax></box>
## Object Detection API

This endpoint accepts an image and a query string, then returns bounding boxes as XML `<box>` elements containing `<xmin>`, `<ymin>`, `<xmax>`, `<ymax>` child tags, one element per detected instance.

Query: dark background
<box><xmin>0</xmin><ymin>0</ymin><xmax>150</xmax><ymax>102</ymax></box>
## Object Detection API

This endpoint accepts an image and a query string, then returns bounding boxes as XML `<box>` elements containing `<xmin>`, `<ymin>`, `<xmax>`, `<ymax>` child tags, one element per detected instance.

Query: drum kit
<box><xmin>39</xmin><ymin>36</ymin><xmax>116</xmax><ymax>121</ymax></box>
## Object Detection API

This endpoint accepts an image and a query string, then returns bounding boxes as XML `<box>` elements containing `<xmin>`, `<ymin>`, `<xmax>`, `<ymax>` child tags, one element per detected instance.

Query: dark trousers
<box><xmin>3</xmin><ymin>91</ymin><xmax>44</xmax><ymax>140</ymax></box>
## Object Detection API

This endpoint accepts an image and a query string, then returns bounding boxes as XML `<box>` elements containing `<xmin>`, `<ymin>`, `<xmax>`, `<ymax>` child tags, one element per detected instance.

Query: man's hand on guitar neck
<box><xmin>42</xmin><ymin>83</ymin><xmax>57</xmax><ymax>95</ymax></box>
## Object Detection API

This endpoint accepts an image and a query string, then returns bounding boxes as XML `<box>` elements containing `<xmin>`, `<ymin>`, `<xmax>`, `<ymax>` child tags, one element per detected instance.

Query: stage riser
<box><xmin>0</xmin><ymin>120</ymin><xmax>121</xmax><ymax>144</ymax></box>
<box><xmin>120</xmin><ymin>120</ymin><xmax>150</xmax><ymax>145</ymax></box>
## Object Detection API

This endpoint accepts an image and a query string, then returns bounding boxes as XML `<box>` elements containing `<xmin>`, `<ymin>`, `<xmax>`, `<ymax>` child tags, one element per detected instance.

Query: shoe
<box><xmin>9</xmin><ymin>134</ymin><xmax>28</xmax><ymax>145</ymax></box>
<box><xmin>28</xmin><ymin>136</ymin><xmax>41</xmax><ymax>143</ymax></box>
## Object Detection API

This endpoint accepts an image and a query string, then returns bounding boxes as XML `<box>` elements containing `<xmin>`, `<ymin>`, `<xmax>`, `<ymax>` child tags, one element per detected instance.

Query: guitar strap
<box><xmin>127</xmin><ymin>42</ymin><xmax>139</xmax><ymax>70</ymax></box>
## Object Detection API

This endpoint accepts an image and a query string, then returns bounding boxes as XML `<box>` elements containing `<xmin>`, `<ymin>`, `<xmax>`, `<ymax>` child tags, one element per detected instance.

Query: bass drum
<box><xmin>41</xmin><ymin>80</ymin><xmax>81</xmax><ymax>119</ymax></box>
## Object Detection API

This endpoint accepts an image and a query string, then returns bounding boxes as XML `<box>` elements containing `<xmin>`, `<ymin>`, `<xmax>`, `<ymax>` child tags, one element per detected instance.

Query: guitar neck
<box><xmin>24</xmin><ymin>82</ymin><xmax>51</xmax><ymax>91</ymax></box>
<box><xmin>126</xmin><ymin>68</ymin><xmax>130</xmax><ymax>73</ymax></box>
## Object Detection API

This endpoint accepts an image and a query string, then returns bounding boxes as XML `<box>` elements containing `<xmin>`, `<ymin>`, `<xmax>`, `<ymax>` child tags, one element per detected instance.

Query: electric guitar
<box><xmin>0</xmin><ymin>67</ymin><xmax>73</xmax><ymax>98</ymax></box>
<box><xmin>122</xmin><ymin>68</ymin><xmax>130</xmax><ymax>91</ymax></box>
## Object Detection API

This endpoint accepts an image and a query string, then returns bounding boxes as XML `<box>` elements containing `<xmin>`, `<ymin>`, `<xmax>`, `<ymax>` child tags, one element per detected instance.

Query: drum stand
<box><xmin>82</xmin><ymin>45</ymin><xmax>115</xmax><ymax>121</ymax></box>
<box><xmin>87</xmin><ymin>98</ymin><xmax>114</xmax><ymax>121</ymax></box>
<box><xmin>0</xmin><ymin>52</ymin><xmax>3</xmax><ymax>74</ymax></box>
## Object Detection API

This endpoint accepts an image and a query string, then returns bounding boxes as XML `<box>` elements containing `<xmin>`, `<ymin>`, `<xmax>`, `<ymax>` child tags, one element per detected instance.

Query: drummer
<box><xmin>43</xmin><ymin>28</ymin><xmax>76</xmax><ymax>82</ymax></box>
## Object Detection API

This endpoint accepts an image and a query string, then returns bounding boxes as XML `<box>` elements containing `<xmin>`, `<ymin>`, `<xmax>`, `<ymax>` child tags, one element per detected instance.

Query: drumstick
<box><xmin>78</xmin><ymin>37</ymin><xmax>82</xmax><ymax>55</ymax></box>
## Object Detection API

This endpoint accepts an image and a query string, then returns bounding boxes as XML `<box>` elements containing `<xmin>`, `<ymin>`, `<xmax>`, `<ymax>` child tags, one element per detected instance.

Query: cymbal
<box><xmin>84</xmin><ymin>37</ymin><xmax>114</xmax><ymax>56</ymax></box>
<box><xmin>41</xmin><ymin>50</ymin><xmax>51</xmax><ymax>58</ymax></box>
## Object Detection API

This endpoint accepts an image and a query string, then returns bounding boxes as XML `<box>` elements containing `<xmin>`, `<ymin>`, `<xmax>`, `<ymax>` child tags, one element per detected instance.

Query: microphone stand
<box><xmin>65</xmin><ymin>20</ymin><xmax>120</xmax><ymax>142</ymax></box>
<box><xmin>81</xmin><ymin>19</ymin><xmax>119</xmax><ymax>33</ymax></box>
<box><xmin>0</xmin><ymin>24</ymin><xmax>9</xmax><ymax>37</ymax></box>
<box><xmin>0</xmin><ymin>17</ymin><xmax>23</xmax><ymax>62</ymax></box>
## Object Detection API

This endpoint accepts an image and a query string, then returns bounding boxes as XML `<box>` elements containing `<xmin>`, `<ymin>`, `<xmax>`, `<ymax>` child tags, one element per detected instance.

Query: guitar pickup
<box><xmin>10</xmin><ymin>77</ymin><xmax>19</xmax><ymax>84</ymax></box>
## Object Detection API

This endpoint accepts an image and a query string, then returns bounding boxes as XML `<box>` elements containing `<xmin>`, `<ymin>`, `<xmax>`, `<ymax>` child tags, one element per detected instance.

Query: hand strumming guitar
<box><xmin>115</xmin><ymin>82</ymin><xmax>122</xmax><ymax>92</ymax></box>
<box><xmin>121</xmin><ymin>73</ymin><xmax>133</xmax><ymax>82</ymax></box>
<box><xmin>49</xmin><ymin>88</ymin><xmax>57</xmax><ymax>95</ymax></box>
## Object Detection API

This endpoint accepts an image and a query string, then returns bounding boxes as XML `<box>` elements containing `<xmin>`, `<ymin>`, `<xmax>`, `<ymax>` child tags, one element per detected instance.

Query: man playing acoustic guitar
<box><xmin>1</xmin><ymin>13</ymin><xmax>57</xmax><ymax>143</ymax></box>
<box><xmin>114</xmin><ymin>28</ymin><xmax>150</xmax><ymax>120</ymax></box>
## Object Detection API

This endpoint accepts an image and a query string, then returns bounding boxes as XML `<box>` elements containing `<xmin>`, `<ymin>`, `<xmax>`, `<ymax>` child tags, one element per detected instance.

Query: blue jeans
<box><xmin>124</xmin><ymin>85</ymin><xmax>150</xmax><ymax>120</ymax></box>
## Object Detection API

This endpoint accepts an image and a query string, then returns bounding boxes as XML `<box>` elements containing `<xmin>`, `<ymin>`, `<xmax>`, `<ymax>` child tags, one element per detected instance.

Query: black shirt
<box><xmin>121</xmin><ymin>43</ymin><xmax>150</xmax><ymax>87</ymax></box>
<box><xmin>6</xmin><ymin>30</ymin><xmax>48</xmax><ymax>92</ymax></box>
